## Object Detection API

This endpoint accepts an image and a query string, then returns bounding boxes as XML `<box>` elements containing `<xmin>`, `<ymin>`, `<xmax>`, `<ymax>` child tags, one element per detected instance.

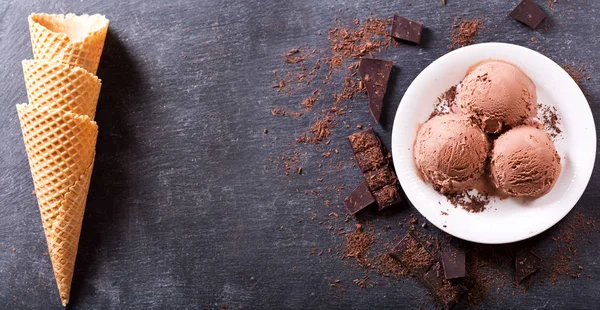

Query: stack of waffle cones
<box><xmin>17</xmin><ymin>13</ymin><xmax>109</xmax><ymax>306</ymax></box>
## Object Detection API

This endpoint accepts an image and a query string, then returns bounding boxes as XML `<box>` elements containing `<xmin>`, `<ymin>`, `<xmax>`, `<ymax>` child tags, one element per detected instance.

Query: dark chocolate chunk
<box><xmin>347</xmin><ymin>129</ymin><xmax>403</xmax><ymax>211</ymax></box>
<box><xmin>373</xmin><ymin>184</ymin><xmax>401</xmax><ymax>211</ymax></box>
<box><xmin>364</xmin><ymin>166</ymin><xmax>393</xmax><ymax>191</ymax></box>
<box><xmin>354</xmin><ymin>147</ymin><xmax>386</xmax><ymax>172</ymax></box>
<box><xmin>390</xmin><ymin>15</ymin><xmax>423</xmax><ymax>44</ymax></box>
<box><xmin>390</xmin><ymin>232</ymin><xmax>435</xmax><ymax>274</ymax></box>
<box><xmin>348</xmin><ymin>129</ymin><xmax>381</xmax><ymax>153</ymax></box>
<box><xmin>515</xmin><ymin>250</ymin><xmax>543</xmax><ymax>283</ymax></box>
<box><xmin>423</xmin><ymin>262</ymin><xmax>468</xmax><ymax>309</ymax></box>
<box><xmin>441</xmin><ymin>247</ymin><xmax>466</xmax><ymax>279</ymax></box>
<box><xmin>344</xmin><ymin>182</ymin><xmax>375</xmax><ymax>215</ymax></box>
<box><xmin>509</xmin><ymin>0</ymin><xmax>547</xmax><ymax>30</ymax></box>
<box><xmin>359</xmin><ymin>58</ymin><xmax>393</xmax><ymax>124</ymax></box>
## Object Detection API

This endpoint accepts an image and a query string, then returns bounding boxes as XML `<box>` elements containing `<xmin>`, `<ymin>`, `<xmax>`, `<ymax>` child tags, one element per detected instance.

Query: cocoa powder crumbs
<box><xmin>315</xmin><ymin>209</ymin><xmax>598</xmax><ymax>307</ymax></box>
<box><xmin>301</xmin><ymin>90</ymin><xmax>320</xmax><ymax>111</ymax></box>
<box><xmin>450</xmin><ymin>18</ymin><xmax>483</xmax><ymax>49</ymax></box>
<box><xmin>343</xmin><ymin>225</ymin><xmax>375</xmax><ymax>267</ymax></box>
<box><xmin>283</xmin><ymin>48</ymin><xmax>311</xmax><ymax>64</ymax></box>
<box><xmin>275</xmin><ymin>15</ymin><xmax>394</xmax><ymax>146</ymax></box>
<box><xmin>446</xmin><ymin>191</ymin><xmax>490</xmax><ymax>213</ymax></box>
<box><xmin>271</xmin><ymin>15</ymin><xmax>397</xmax><ymax>178</ymax></box>
<box><xmin>296</xmin><ymin>115</ymin><xmax>335</xmax><ymax>143</ymax></box>
<box><xmin>549</xmin><ymin>213</ymin><xmax>597</xmax><ymax>284</ymax></box>
<box><xmin>328</xmin><ymin>17</ymin><xmax>392</xmax><ymax>61</ymax></box>
<box><xmin>278</xmin><ymin>151</ymin><xmax>301</xmax><ymax>176</ymax></box>
<box><xmin>538</xmin><ymin>104</ymin><xmax>562</xmax><ymax>138</ymax></box>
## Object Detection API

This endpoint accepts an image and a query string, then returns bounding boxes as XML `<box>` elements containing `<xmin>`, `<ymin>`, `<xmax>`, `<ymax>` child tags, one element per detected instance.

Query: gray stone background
<box><xmin>0</xmin><ymin>0</ymin><xmax>598</xmax><ymax>309</ymax></box>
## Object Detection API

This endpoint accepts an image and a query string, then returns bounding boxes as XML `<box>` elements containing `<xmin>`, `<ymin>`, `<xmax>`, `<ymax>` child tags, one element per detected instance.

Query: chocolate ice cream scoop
<box><xmin>414</xmin><ymin>114</ymin><xmax>489</xmax><ymax>194</ymax></box>
<box><xmin>456</xmin><ymin>60</ymin><xmax>537</xmax><ymax>133</ymax></box>
<box><xmin>490</xmin><ymin>126</ymin><xmax>561</xmax><ymax>198</ymax></box>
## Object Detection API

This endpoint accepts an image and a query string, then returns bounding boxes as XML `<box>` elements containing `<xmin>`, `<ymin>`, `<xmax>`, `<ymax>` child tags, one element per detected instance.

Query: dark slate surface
<box><xmin>0</xmin><ymin>0</ymin><xmax>599</xmax><ymax>309</ymax></box>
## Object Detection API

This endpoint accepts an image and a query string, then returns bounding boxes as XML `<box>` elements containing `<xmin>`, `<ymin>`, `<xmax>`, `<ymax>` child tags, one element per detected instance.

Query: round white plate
<box><xmin>391</xmin><ymin>43</ymin><xmax>596</xmax><ymax>244</ymax></box>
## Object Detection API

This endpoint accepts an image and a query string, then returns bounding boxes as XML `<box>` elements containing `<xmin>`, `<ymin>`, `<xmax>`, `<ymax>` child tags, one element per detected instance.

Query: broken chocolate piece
<box><xmin>390</xmin><ymin>232</ymin><xmax>435</xmax><ymax>274</ymax></box>
<box><xmin>509</xmin><ymin>0</ymin><xmax>547</xmax><ymax>30</ymax></box>
<box><xmin>344</xmin><ymin>182</ymin><xmax>375</xmax><ymax>215</ymax></box>
<box><xmin>359</xmin><ymin>58</ymin><xmax>393</xmax><ymax>124</ymax></box>
<box><xmin>515</xmin><ymin>249</ymin><xmax>543</xmax><ymax>284</ymax></box>
<box><xmin>373</xmin><ymin>184</ymin><xmax>401</xmax><ymax>211</ymax></box>
<box><xmin>365</xmin><ymin>166</ymin><xmax>393</xmax><ymax>191</ymax></box>
<box><xmin>390</xmin><ymin>15</ymin><xmax>424</xmax><ymax>44</ymax></box>
<box><xmin>348</xmin><ymin>129</ymin><xmax>403</xmax><ymax>211</ymax></box>
<box><xmin>441</xmin><ymin>247</ymin><xmax>466</xmax><ymax>279</ymax></box>
<box><xmin>423</xmin><ymin>262</ymin><xmax>468</xmax><ymax>309</ymax></box>
<box><xmin>354</xmin><ymin>147</ymin><xmax>386</xmax><ymax>172</ymax></box>
<box><xmin>348</xmin><ymin>129</ymin><xmax>381</xmax><ymax>153</ymax></box>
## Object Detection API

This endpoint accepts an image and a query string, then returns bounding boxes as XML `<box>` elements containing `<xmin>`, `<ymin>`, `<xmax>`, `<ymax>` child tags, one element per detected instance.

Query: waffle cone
<box><xmin>29</xmin><ymin>13</ymin><xmax>109</xmax><ymax>74</ymax></box>
<box><xmin>23</xmin><ymin>59</ymin><xmax>101</xmax><ymax>118</ymax></box>
<box><xmin>17</xmin><ymin>103</ymin><xmax>97</xmax><ymax>306</ymax></box>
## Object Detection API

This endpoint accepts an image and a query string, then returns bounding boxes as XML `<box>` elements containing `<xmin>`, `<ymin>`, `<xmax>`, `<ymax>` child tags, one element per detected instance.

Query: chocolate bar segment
<box><xmin>509</xmin><ymin>0</ymin><xmax>547</xmax><ymax>30</ymax></box>
<box><xmin>390</xmin><ymin>232</ymin><xmax>435</xmax><ymax>274</ymax></box>
<box><xmin>441</xmin><ymin>247</ymin><xmax>466</xmax><ymax>279</ymax></box>
<box><xmin>390</xmin><ymin>15</ymin><xmax>423</xmax><ymax>44</ymax></box>
<box><xmin>347</xmin><ymin>129</ymin><xmax>402</xmax><ymax>212</ymax></box>
<box><xmin>365</xmin><ymin>166</ymin><xmax>393</xmax><ymax>191</ymax></box>
<box><xmin>373</xmin><ymin>184</ymin><xmax>401</xmax><ymax>211</ymax></box>
<box><xmin>355</xmin><ymin>147</ymin><xmax>386</xmax><ymax>172</ymax></box>
<box><xmin>359</xmin><ymin>58</ymin><xmax>393</xmax><ymax>124</ymax></box>
<box><xmin>423</xmin><ymin>262</ymin><xmax>468</xmax><ymax>309</ymax></box>
<box><xmin>344</xmin><ymin>182</ymin><xmax>375</xmax><ymax>215</ymax></box>
<box><xmin>515</xmin><ymin>250</ymin><xmax>543</xmax><ymax>283</ymax></box>
<box><xmin>348</xmin><ymin>129</ymin><xmax>381</xmax><ymax>153</ymax></box>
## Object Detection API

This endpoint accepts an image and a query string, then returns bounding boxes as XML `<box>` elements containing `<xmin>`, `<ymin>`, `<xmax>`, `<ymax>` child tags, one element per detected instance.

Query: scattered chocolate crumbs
<box><xmin>430</xmin><ymin>85</ymin><xmax>457</xmax><ymax>119</ymax></box>
<box><xmin>538</xmin><ymin>104</ymin><xmax>562</xmax><ymax>138</ymax></box>
<box><xmin>446</xmin><ymin>191</ymin><xmax>490</xmax><ymax>213</ymax></box>
<box><xmin>561</xmin><ymin>63</ymin><xmax>588</xmax><ymax>86</ymax></box>
<box><xmin>278</xmin><ymin>151</ymin><xmax>301</xmax><ymax>176</ymax></box>
<box><xmin>297</xmin><ymin>115</ymin><xmax>335</xmax><ymax>143</ymax></box>
<box><xmin>450</xmin><ymin>18</ymin><xmax>483</xmax><ymax>49</ymax></box>
<box><xmin>343</xmin><ymin>225</ymin><xmax>375</xmax><ymax>267</ymax></box>
<box><xmin>283</xmin><ymin>49</ymin><xmax>311</xmax><ymax>64</ymax></box>
<box><xmin>301</xmin><ymin>92</ymin><xmax>319</xmax><ymax>111</ymax></box>
<box><xmin>549</xmin><ymin>213</ymin><xmax>598</xmax><ymax>284</ymax></box>
<box><xmin>271</xmin><ymin>108</ymin><xmax>285</xmax><ymax>116</ymax></box>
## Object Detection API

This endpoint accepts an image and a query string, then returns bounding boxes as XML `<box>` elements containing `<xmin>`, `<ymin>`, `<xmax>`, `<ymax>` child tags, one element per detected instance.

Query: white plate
<box><xmin>391</xmin><ymin>43</ymin><xmax>596</xmax><ymax>244</ymax></box>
